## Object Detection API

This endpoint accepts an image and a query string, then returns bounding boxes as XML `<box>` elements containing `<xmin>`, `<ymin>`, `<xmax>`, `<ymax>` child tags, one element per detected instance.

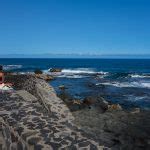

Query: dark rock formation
<box><xmin>49</xmin><ymin>68</ymin><xmax>62</xmax><ymax>72</ymax></box>
<box><xmin>73</xmin><ymin>104</ymin><xmax>150</xmax><ymax>150</ymax></box>
<box><xmin>58</xmin><ymin>85</ymin><xmax>67</xmax><ymax>90</ymax></box>
<box><xmin>83</xmin><ymin>97</ymin><xmax>96</xmax><ymax>106</ymax></box>
<box><xmin>34</xmin><ymin>69</ymin><xmax>43</xmax><ymax>74</ymax></box>
<box><xmin>35</xmin><ymin>74</ymin><xmax>54</xmax><ymax>81</ymax></box>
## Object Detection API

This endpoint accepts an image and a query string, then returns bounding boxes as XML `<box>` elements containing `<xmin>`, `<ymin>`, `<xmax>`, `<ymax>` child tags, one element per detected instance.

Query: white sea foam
<box><xmin>57</xmin><ymin>74</ymin><xmax>85</xmax><ymax>78</ymax></box>
<box><xmin>61</xmin><ymin>68</ymin><xmax>108</xmax><ymax>75</ymax></box>
<box><xmin>96</xmin><ymin>81</ymin><xmax>150</xmax><ymax>89</ymax></box>
<box><xmin>125</xmin><ymin>94</ymin><xmax>148</xmax><ymax>102</ymax></box>
<box><xmin>45</xmin><ymin>68</ymin><xmax>108</xmax><ymax>78</ymax></box>
<box><xmin>130</xmin><ymin>74</ymin><xmax>150</xmax><ymax>78</ymax></box>
<box><xmin>56</xmin><ymin>69</ymin><xmax>90</xmax><ymax>78</ymax></box>
<box><xmin>61</xmin><ymin>68</ymin><xmax>95</xmax><ymax>74</ymax></box>
<box><xmin>3</xmin><ymin>65</ymin><xmax>22</xmax><ymax>70</ymax></box>
<box><xmin>140</xmin><ymin>82</ymin><xmax>150</xmax><ymax>88</ymax></box>
<box><xmin>96</xmin><ymin>74</ymin><xmax>109</xmax><ymax>79</ymax></box>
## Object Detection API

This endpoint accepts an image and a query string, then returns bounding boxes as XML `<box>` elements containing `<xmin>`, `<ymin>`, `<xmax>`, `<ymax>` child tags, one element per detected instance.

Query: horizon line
<box><xmin>0</xmin><ymin>53</ymin><xmax>150</xmax><ymax>59</ymax></box>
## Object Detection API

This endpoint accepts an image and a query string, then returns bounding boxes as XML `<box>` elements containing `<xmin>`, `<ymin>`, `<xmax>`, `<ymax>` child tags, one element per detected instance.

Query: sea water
<box><xmin>0</xmin><ymin>58</ymin><xmax>150</xmax><ymax>109</ymax></box>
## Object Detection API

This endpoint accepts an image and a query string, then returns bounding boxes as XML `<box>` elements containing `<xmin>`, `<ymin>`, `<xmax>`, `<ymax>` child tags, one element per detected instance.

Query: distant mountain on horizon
<box><xmin>0</xmin><ymin>53</ymin><xmax>150</xmax><ymax>58</ymax></box>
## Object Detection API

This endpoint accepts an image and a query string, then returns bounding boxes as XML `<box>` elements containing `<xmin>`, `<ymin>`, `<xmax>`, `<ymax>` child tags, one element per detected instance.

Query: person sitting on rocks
<box><xmin>0</xmin><ymin>65</ymin><xmax>13</xmax><ymax>89</ymax></box>
<box><xmin>0</xmin><ymin>65</ymin><xmax>4</xmax><ymax>84</ymax></box>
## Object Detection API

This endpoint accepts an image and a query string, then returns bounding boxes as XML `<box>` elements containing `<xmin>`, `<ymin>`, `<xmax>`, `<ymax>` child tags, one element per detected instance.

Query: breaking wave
<box><xmin>57</xmin><ymin>74</ymin><xmax>85</xmax><ymax>79</ymax></box>
<box><xmin>130</xmin><ymin>74</ymin><xmax>150</xmax><ymax>78</ymax></box>
<box><xmin>96</xmin><ymin>81</ymin><xmax>150</xmax><ymax>89</ymax></box>
<box><xmin>46</xmin><ymin>68</ymin><xmax>108</xmax><ymax>78</ymax></box>
<box><xmin>61</xmin><ymin>68</ymin><xmax>108</xmax><ymax>75</ymax></box>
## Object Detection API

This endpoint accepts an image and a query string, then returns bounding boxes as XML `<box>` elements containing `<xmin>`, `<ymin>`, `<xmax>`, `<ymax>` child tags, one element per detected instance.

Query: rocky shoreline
<box><xmin>0</xmin><ymin>74</ymin><xmax>106</xmax><ymax>150</ymax></box>
<box><xmin>0</xmin><ymin>74</ymin><xmax>150</xmax><ymax>150</ymax></box>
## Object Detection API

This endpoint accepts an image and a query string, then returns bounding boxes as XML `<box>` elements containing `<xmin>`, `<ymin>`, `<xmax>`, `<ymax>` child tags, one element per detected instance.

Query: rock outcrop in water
<box><xmin>49</xmin><ymin>68</ymin><xmax>62</xmax><ymax>72</ymax></box>
<box><xmin>35</xmin><ymin>73</ymin><xmax>54</xmax><ymax>81</ymax></box>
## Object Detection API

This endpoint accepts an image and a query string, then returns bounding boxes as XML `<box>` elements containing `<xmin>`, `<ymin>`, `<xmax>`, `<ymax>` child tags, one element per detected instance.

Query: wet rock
<box><xmin>98</xmin><ymin>97</ymin><xmax>109</xmax><ymax>111</ymax></box>
<box><xmin>72</xmin><ymin>99</ymin><xmax>82</xmax><ymax>105</ymax></box>
<box><xmin>34</xmin><ymin>69</ymin><xmax>43</xmax><ymax>74</ymax></box>
<box><xmin>108</xmin><ymin>104</ymin><xmax>122</xmax><ymax>111</ymax></box>
<box><xmin>35</xmin><ymin>74</ymin><xmax>54</xmax><ymax>81</ymax></box>
<box><xmin>59</xmin><ymin>85</ymin><xmax>67</xmax><ymax>90</ymax></box>
<box><xmin>49</xmin><ymin>68</ymin><xmax>62</xmax><ymax>72</ymax></box>
<box><xmin>83</xmin><ymin>97</ymin><xmax>96</xmax><ymax>108</ymax></box>
<box><xmin>66</xmin><ymin>99</ymin><xmax>83</xmax><ymax>111</ymax></box>
<box><xmin>131</xmin><ymin>108</ymin><xmax>140</xmax><ymax>114</ymax></box>
<box><xmin>58</xmin><ymin>92</ymin><xmax>72</xmax><ymax>102</ymax></box>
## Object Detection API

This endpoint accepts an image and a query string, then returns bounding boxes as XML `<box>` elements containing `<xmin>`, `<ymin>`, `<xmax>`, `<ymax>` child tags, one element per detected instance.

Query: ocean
<box><xmin>0</xmin><ymin>58</ymin><xmax>150</xmax><ymax>110</ymax></box>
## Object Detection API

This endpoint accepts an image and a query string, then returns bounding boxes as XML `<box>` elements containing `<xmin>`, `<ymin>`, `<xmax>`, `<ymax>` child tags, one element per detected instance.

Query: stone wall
<box><xmin>2</xmin><ymin>75</ymin><xmax>105</xmax><ymax>149</ymax></box>
<box><xmin>5</xmin><ymin>74</ymin><xmax>74</xmax><ymax>123</ymax></box>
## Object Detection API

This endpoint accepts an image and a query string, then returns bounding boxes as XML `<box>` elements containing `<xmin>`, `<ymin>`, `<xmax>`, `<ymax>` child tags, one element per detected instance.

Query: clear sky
<box><xmin>0</xmin><ymin>0</ymin><xmax>150</xmax><ymax>55</ymax></box>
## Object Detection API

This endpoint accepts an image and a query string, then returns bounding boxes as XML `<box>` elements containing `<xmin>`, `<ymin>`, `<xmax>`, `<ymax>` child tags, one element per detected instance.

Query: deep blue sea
<box><xmin>0</xmin><ymin>58</ymin><xmax>150</xmax><ymax>110</ymax></box>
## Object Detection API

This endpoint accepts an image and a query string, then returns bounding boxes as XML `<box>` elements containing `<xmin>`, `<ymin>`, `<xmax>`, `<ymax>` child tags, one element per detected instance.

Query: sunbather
<box><xmin>0</xmin><ymin>65</ymin><xmax>13</xmax><ymax>91</ymax></box>
<box><xmin>0</xmin><ymin>65</ymin><xmax>4</xmax><ymax>84</ymax></box>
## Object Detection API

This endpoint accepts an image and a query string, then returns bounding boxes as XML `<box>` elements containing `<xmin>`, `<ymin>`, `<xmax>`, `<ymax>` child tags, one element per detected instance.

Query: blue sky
<box><xmin>0</xmin><ymin>0</ymin><xmax>150</xmax><ymax>55</ymax></box>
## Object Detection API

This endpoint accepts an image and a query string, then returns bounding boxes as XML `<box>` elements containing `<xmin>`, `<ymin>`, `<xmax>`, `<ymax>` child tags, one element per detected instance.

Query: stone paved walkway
<box><xmin>0</xmin><ymin>88</ymin><xmax>107</xmax><ymax>150</ymax></box>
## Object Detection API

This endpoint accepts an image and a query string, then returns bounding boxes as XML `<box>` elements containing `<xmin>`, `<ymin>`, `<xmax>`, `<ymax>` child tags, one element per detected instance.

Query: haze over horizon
<box><xmin>0</xmin><ymin>0</ymin><xmax>150</xmax><ymax>57</ymax></box>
